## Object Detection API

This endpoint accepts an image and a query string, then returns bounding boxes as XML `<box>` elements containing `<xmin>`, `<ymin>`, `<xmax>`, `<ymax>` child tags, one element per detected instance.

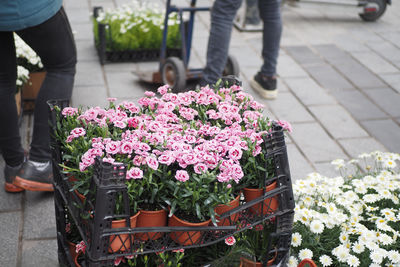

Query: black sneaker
<box><xmin>14</xmin><ymin>160</ymin><xmax>54</xmax><ymax>192</ymax></box>
<box><xmin>250</xmin><ymin>72</ymin><xmax>278</xmax><ymax>100</ymax></box>
<box><xmin>4</xmin><ymin>162</ymin><xmax>25</xmax><ymax>193</ymax></box>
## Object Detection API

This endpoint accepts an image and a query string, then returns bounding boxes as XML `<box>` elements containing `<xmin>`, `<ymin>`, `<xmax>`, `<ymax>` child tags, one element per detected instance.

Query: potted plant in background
<box><xmin>14</xmin><ymin>33</ymin><xmax>45</xmax><ymax>113</ymax></box>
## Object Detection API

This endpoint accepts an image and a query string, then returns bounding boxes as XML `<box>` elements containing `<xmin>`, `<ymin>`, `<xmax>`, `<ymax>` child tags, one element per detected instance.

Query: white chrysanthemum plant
<box><xmin>16</xmin><ymin>65</ymin><xmax>30</xmax><ymax>93</ymax></box>
<box><xmin>290</xmin><ymin>151</ymin><xmax>400</xmax><ymax>267</ymax></box>
<box><xmin>14</xmin><ymin>34</ymin><xmax>44</xmax><ymax>73</ymax></box>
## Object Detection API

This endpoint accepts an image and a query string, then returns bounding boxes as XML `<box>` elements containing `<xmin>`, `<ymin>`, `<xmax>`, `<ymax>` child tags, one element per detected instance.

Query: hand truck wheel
<box><xmin>359</xmin><ymin>0</ymin><xmax>387</xmax><ymax>22</ymax></box>
<box><xmin>222</xmin><ymin>54</ymin><xmax>240</xmax><ymax>77</ymax></box>
<box><xmin>161</xmin><ymin>57</ymin><xmax>187</xmax><ymax>91</ymax></box>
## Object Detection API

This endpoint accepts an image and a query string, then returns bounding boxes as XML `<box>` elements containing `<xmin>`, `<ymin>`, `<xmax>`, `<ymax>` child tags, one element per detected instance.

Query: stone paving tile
<box><xmin>331</xmin><ymin>90</ymin><xmax>387</xmax><ymax>120</ymax></box>
<box><xmin>104</xmin><ymin>62</ymin><xmax>138</xmax><ymax>73</ymax></box>
<box><xmin>339</xmin><ymin>137</ymin><xmax>388</xmax><ymax>159</ymax></box>
<box><xmin>71</xmin><ymin>23</ymin><xmax>94</xmax><ymax>42</ymax></box>
<box><xmin>23</xmin><ymin>192</ymin><xmax>56</xmax><ymax>239</ymax></box>
<box><xmin>350</xmin><ymin>51</ymin><xmax>399</xmax><ymax>74</ymax></box>
<box><xmin>313</xmin><ymin>44</ymin><xmax>348</xmax><ymax>60</ymax></box>
<box><xmin>378</xmin><ymin>73</ymin><xmax>400</xmax><ymax>94</ymax></box>
<box><xmin>74</xmin><ymin>61</ymin><xmax>105</xmax><ymax>87</ymax></box>
<box><xmin>230</xmin><ymin>46</ymin><xmax>263</xmax><ymax>68</ymax></box>
<box><xmin>107</xmin><ymin>72</ymin><xmax>146</xmax><ymax>98</ymax></box>
<box><xmin>277</xmin><ymin>54</ymin><xmax>309</xmax><ymax>78</ymax></box>
<box><xmin>361</xmin><ymin>119</ymin><xmax>400</xmax><ymax>153</ymax></box>
<box><xmin>289</xmin><ymin>122</ymin><xmax>347</xmax><ymax>163</ymax></box>
<box><xmin>0</xmin><ymin>160</ymin><xmax>22</xmax><ymax>212</ymax></box>
<box><xmin>378</xmin><ymin>31</ymin><xmax>400</xmax><ymax>49</ymax></box>
<box><xmin>304</xmin><ymin>63</ymin><xmax>354</xmax><ymax>91</ymax></box>
<box><xmin>65</xmin><ymin>7</ymin><xmax>92</xmax><ymax>25</ymax></box>
<box><xmin>0</xmin><ymin>211</ymin><xmax>20</xmax><ymax>267</ymax></box>
<box><xmin>309</xmin><ymin>105</ymin><xmax>369</xmax><ymax>139</ymax></box>
<box><xmin>263</xmin><ymin>92</ymin><xmax>314</xmax><ymax>123</ymax></box>
<box><xmin>64</xmin><ymin>0</ymin><xmax>90</xmax><ymax>9</ymax></box>
<box><xmin>367</xmin><ymin>41</ymin><xmax>400</xmax><ymax>63</ymax></box>
<box><xmin>363</xmin><ymin>88</ymin><xmax>400</xmax><ymax>117</ymax></box>
<box><xmin>284</xmin><ymin>45</ymin><xmax>325</xmax><ymax>66</ymax></box>
<box><xmin>71</xmin><ymin>85</ymin><xmax>109</xmax><ymax>108</ymax></box>
<box><xmin>75</xmin><ymin>40</ymin><xmax>99</xmax><ymax>62</ymax></box>
<box><xmin>317</xmin><ymin>46</ymin><xmax>385</xmax><ymax>89</ymax></box>
<box><xmin>313</xmin><ymin>162</ymin><xmax>339</xmax><ymax>178</ymax></box>
<box><xmin>90</xmin><ymin>0</ymin><xmax>115</xmax><ymax>9</ymax></box>
<box><xmin>21</xmin><ymin>239</ymin><xmax>58</xmax><ymax>267</ymax></box>
<box><xmin>332</xmin><ymin>34</ymin><xmax>370</xmax><ymax>53</ymax></box>
<box><xmin>284</xmin><ymin>77</ymin><xmax>336</xmax><ymax>105</ymax></box>
<box><xmin>286</xmin><ymin>143</ymin><xmax>315</xmax><ymax>182</ymax></box>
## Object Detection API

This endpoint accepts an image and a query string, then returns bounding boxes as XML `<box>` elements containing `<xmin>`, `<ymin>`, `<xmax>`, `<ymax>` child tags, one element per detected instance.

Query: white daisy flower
<box><xmin>319</xmin><ymin>255</ymin><xmax>332</xmax><ymax>266</ymax></box>
<box><xmin>352</xmin><ymin>242</ymin><xmax>365</xmax><ymax>254</ymax></box>
<box><xmin>347</xmin><ymin>255</ymin><xmax>360</xmax><ymax>267</ymax></box>
<box><xmin>339</xmin><ymin>232</ymin><xmax>349</xmax><ymax>243</ymax></box>
<box><xmin>291</xmin><ymin>232</ymin><xmax>302</xmax><ymax>247</ymax></box>
<box><xmin>388</xmin><ymin>250</ymin><xmax>400</xmax><ymax>263</ymax></box>
<box><xmin>310</xmin><ymin>220</ymin><xmax>324</xmax><ymax>234</ymax></box>
<box><xmin>298</xmin><ymin>248</ymin><xmax>313</xmax><ymax>260</ymax></box>
<box><xmin>370</xmin><ymin>250</ymin><xmax>383</xmax><ymax>264</ymax></box>
<box><xmin>287</xmin><ymin>256</ymin><xmax>298</xmax><ymax>267</ymax></box>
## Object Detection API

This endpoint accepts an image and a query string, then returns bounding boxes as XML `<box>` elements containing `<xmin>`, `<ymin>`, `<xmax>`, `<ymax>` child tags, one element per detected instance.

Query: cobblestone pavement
<box><xmin>1</xmin><ymin>0</ymin><xmax>400</xmax><ymax>265</ymax></box>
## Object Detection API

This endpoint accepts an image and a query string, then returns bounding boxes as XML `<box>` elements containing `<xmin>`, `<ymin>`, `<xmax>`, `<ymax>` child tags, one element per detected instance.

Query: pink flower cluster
<box><xmin>63</xmin><ymin>83</ymin><xmax>279</xmax><ymax>184</ymax></box>
<box><xmin>66</xmin><ymin>127</ymin><xmax>86</xmax><ymax>143</ymax></box>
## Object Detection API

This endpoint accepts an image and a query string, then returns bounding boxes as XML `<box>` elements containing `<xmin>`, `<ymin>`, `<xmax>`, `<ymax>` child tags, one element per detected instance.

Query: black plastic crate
<box><xmin>49</xmin><ymin>100</ymin><xmax>295</xmax><ymax>267</ymax></box>
<box><xmin>92</xmin><ymin>6</ymin><xmax>182</xmax><ymax>65</ymax></box>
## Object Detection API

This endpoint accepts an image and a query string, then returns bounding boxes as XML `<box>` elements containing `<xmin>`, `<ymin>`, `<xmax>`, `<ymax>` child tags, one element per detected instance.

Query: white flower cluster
<box><xmin>14</xmin><ymin>34</ymin><xmax>43</xmax><ymax>70</ymax></box>
<box><xmin>16</xmin><ymin>65</ymin><xmax>29</xmax><ymax>88</ymax></box>
<box><xmin>96</xmin><ymin>1</ymin><xmax>179</xmax><ymax>35</ymax></box>
<box><xmin>290</xmin><ymin>151</ymin><xmax>400</xmax><ymax>267</ymax></box>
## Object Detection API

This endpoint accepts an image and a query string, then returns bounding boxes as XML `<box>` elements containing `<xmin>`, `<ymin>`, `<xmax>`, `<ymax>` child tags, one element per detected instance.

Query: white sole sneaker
<box><xmin>250</xmin><ymin>78</ymin><xmax>278</xmax><ymax>100</ymax></box>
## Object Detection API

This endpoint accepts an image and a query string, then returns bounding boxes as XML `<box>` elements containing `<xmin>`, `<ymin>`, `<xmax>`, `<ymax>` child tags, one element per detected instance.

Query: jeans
<box><xmin>202</xmin><ymin>0</ymin><xmax>282</xmax><ymax>84</ymax></box>
<box><xmin>0</xmin><ymin>7</ymin><xmax>76</xmax><ymax>166</ymax></box>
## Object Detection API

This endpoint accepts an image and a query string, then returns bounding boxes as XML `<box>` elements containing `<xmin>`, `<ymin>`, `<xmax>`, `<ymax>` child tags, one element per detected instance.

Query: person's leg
<box><xmin>17</xmin><ymin>6</ymin><xmax>77</xmax><ymax>162</ymax></box>
<box><xmin>250</xmin><ymin>0</ymin><xmax>282</xmax><ymax>99</ymax></box>
<box><xmin>202</xmin><ymin>0</ymin><xmax>243</xmax><ymax>85</ymax></box>
<box><xmin>259</xmin><ymin>0</ymin><xmax>282</xmax><ymax>77</ymax></box>
<box><xmin>14</xmin><ymin>7</ymin><xmax>76</xmax><ymax>191</ymax></box>
<box><xmin>0</xmin><ymin>32</ymin><xmax>26</xmax><ymax>192</ymax></box>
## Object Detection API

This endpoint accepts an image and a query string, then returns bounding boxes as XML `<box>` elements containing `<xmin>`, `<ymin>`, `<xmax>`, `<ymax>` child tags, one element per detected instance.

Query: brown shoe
<box><xmin>14</xmin><ymin>160</ymin><xmax>54</xmax><ymax>192</ymax></box>
<box><xmin>4</xmin><ymin>163</ymin><xmax>24</xmax><ymax>193</ymax></box>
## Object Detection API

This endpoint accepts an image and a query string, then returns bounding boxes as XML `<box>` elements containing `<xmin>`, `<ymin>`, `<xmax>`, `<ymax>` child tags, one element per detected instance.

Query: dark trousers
<box><xmin>0</xmin><ymin>7</ymin><xmax>76</xmax><ymax>166</ymax></box>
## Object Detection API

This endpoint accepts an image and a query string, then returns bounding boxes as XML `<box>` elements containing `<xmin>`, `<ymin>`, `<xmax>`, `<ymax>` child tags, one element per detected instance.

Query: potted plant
<box><xmin>53</xmin><ymin>81</ymin><xmax>291</xmax><ymax>252</ymax></box>
<box><xmin>14</xmin><ymin>33</ymin><xmax>45</xmax><ymax>112</ymax></box>
<box><xmin>289</xmin><ymin>151</ymin><xmax>400</xmax><ymax>267</ymax></box>
<box><xmin>93</xmin><ymin>1</ymin><xmax>181</xmax><ymax>63</ymax></box>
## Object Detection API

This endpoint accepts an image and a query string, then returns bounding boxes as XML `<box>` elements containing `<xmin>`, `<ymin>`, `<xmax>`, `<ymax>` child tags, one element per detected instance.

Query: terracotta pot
<box><xmin>22</xmin><ymin>71</ymin><xmax>46</xmax><ymax>112</ymax></box>
<box><xmin>243</xmin><ymin>181</ymin><xmax>278</xmax><ymax>216</ymax></box>
<box><xmin>240</xmin><ymin>256</ymin><xmax>275</xmax><ymax>267</ymax></box>
<box><xmin>68</xmin><ymin>176</ymin><xmax>86</xmax><ymax>203</ymax></box>
<box><xmin>74</xmin><ymin>190</ymin><xmax>86</xmax><ymax>203</ymax></box>
<box><xmin>168</xmin><ymin>213</ymin><xmax>211</xmax><ymax>246</ymax></box>
<box><xmin>67</xmin><ymin>241</ymin><xmax>82</xmax><ymax>267</ymax></box>
<box><xmin>214</xmin><ymin>195</ymin><xmax>240</xmax><ymax>226</ymax></box>
<box><xmin>109</xmin><ymin>211</ymin><xmax>140</xmax><ymax>253</ymax></box>
<box><xmin>298</xmin><ymin>259</ymin><xmax>318</xmax><ymax>267</ymax></box>
<box><xmin>135</xmin><ymin>209</ymin><xmax>167</xmax><ymax>241</ymax></box>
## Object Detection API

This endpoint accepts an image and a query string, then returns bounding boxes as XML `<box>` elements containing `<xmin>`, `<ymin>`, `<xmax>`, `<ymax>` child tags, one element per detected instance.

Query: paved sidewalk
<box><xmin>1</xmin><ymin>0</ymin><xmax>400</xmax><ymax>266</ymax></box>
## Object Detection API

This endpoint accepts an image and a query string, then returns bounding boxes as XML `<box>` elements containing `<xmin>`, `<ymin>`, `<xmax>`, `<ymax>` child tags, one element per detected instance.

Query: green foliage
<box><xmin>93</xmin><ymin>3</ymin><xmax>181</xmax><ymax>51</ymax></box>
